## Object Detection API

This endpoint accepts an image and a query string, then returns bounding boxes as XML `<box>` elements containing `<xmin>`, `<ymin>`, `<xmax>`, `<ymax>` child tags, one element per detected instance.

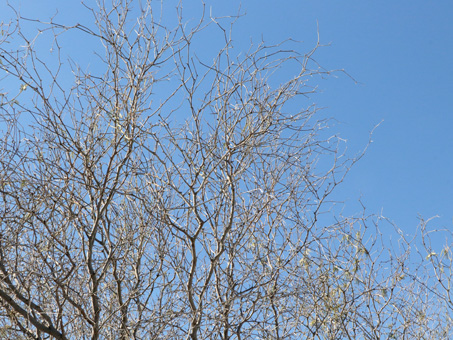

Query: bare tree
<box><xmin>0</xmin><ymin>1</ymin><xmax>451</xmax><ymax>339</ymax></box>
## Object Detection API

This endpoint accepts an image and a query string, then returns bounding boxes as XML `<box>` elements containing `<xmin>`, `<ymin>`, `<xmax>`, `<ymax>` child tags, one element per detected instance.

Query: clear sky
<box><xmin>216</xmin><ymin>0</ymin><xmax>453</xmax><ymax>235</ymax></box>
<box><xmin>2</xmin><ymin>0</ymin><xmax>452</xmax><ymax>238</ymax></box>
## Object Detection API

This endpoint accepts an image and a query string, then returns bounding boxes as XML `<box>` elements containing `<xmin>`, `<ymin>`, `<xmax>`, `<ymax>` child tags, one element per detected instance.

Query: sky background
<box><xmin>210</xmin><ymin>0</ymin><xmax>453</xmax><ymax>236</ymax></box>
<box><xmin>2</xmin><ymin>1</ymin><xmax>452</xmax><ymax>241</ymax></box>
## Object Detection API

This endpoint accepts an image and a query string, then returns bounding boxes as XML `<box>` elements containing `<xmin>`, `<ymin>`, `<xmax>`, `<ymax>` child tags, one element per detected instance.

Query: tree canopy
<box><xmin>0</xmin><ymin>1</ymin><xmax>452</xmax><ymax>339</ymax></box>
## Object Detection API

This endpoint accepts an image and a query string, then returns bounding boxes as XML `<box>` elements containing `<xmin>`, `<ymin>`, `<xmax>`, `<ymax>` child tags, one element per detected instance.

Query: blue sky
<box><xmin>222</xmin><ymin>1</ymin><xmax>453</xmax><ymax>233</ymax></box>
<box><xmin>2</xmin><ymin>0</ymin><xmax>452</xmax><ymax>236</ymax></box>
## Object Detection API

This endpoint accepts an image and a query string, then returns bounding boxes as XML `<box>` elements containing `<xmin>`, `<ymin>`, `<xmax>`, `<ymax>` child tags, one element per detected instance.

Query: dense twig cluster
<box><xmin>0</xmin><ymin>1</ymin><xmax>451</xmax><ymax>339</ymax></box>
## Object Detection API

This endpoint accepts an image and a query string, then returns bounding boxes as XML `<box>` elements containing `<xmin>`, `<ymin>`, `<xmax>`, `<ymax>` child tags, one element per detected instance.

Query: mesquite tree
<box><xmin>0</xmin><ymin>1</ymin><xmax>452</xmax><ymax>339</ymax></box>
